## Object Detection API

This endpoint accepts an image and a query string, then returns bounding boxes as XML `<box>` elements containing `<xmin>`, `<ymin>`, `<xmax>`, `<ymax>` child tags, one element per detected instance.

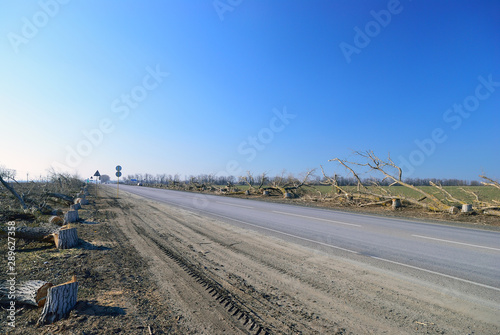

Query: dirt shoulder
<box><xmin>2</xmin><ymin>186</ymin><xmax>499</xmax><ymax>334</ymax></box>
<box><xmin>1</xmin><ymin>191</ymin><xmax>184</xmax><ymax>334</ymax></box>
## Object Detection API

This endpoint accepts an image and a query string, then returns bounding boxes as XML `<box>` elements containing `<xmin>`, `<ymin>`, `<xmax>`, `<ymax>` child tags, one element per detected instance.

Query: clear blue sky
<box><xmin>1</xmin><ymin>0</ymin><xmax>499</xmax><ymax>181</ymax></box>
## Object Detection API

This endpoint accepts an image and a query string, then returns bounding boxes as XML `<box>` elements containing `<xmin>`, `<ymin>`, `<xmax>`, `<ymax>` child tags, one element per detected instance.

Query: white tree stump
<box><xmin>284</xmin><ymin>192</ymin><xmax>293</xmax><ymax>199</ymax></box>
<box><xmin>64</xmin><ymin>210</ymin><xmax>79</xmax><ymax>223</ymax></box>
<box><xmin>245</xmin><ymin>190</ymin><xmax>250</xmax><ymax>196</ymax></box>
<box><xmin>462</xmin><ymin>204</ymin><xmax>473</xmax><ymax>213</ymax></box>
<box><xmin>37</xmin><ymin>276</ymin><xmax>78</xmax><ymax>326</ymax></box>
<box><xmin>262</xmin><ymin>190</ymin><xmax>270</xmax><ymax>196</ymax></box>
<box><xmin>53</xmin><ymin>227</ymin><xmax>78</xmax><ymax>249</ymax></box>
<box><xmin>448</xmin><ymin>206</ymin><xmax>460</xmax><ymax>214</ymax></box>
<box><xmin>392</xmin><ymin>199</ymin><xmax>402</xmax><ymax>209</ymax></box>
<box><xmin>0</xmin><ymin>280</ymin><xmax>53</xmax><ymax>307</ymax></box>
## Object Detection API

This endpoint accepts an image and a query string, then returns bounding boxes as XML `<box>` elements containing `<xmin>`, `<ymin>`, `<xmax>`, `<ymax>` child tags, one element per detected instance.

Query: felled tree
<box><xmin>264</xmin><ymin>169</ymin><xmax>315</xmax><ymax>198</ymax></box>
<box><xmin>329</xmin><ymin>151</ymin><xmax>451</xmax><ymax>211</ymax></box>
<box><xmin>239</xmin><ymin>172</ymin><xmax>268</xmax><ymax>194</ymax></box>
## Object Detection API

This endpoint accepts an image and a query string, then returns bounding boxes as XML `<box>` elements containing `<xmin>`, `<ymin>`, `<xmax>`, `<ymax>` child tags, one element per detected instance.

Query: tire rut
<box><xmin>128</xmin><ymin>211</ymin><xmax>273</xmax><ymax>335</ymax></box>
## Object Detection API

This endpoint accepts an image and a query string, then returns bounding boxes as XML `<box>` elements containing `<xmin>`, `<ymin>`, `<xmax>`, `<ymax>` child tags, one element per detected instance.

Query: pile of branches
<box><xmin>240</xmin><ymin>170</ymin><xmax>316</xmax><ymax>198</ymax></box>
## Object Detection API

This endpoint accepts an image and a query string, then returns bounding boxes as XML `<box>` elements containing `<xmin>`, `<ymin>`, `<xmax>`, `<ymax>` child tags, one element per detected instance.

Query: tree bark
<box><xmin>45</xmin><ymin>192</ymin><xmax>74</xmax><ymax>203</ymax></box>
<box><xmin>53</xmin><ymin>227</ymin><xmax>78</xmax><ymax>249</ymax></box>
<box><xmin>37</xmin><ymin>276</ymin><xmax>78</xmax><ymax>325</ymax></box>
<box><xmin>0</xmin><ymin>280</ymin><xmax>53</xmax><ymax>307</ymax></box>
<box><xmin>0</xmin><ymin>225</ymin><xmax>59</xmax><ymax>242</ymax></box>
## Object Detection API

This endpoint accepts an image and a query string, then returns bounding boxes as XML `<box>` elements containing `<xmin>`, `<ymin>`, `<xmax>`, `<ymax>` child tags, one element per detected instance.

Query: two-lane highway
<box><xmin>113</xmin><ymin>185</ymin><xmax>500</xmax><ymax>308</ymax></box>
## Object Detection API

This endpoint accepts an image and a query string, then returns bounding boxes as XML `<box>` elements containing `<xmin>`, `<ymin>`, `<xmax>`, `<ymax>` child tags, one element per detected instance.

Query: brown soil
<box><xmin>1</xmin><ymin>186</ymin><xmax>499</xmax><ymax>334</ymax></box>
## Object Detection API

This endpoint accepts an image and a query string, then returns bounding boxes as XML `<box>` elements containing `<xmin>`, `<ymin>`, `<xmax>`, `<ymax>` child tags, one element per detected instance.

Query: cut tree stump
<box><xmin>70</xmin><ymin>203</ymin><xmax>81</xmax><ymax>211</ymax></box>
<box><xmin>462</xmin><ymin>204</ymin><xmax>473</xmax><ymax>213</ymax></box>
<box><xmin>262</xmin><ymin>190</ymin><xmax>270</xmax><ymax>196</ymax></box>
<box><xmin>37</xmin><ymin>276</ymin><xmax>78</xmax><ymax>326</ymax></box>
<box><xmin>64</xmin><ymin>210</ymin><xmax>79</xmax><ymax>223</ymax></box>
<box><xmin>53</xmin><ymin>226</ymin><xmax>78</xmax><ymax>249</ymax></box>
<box><xmin>392</xmin><ymin>198</ymin><xmax>402</xmax><ymax>209</ymax></box>
<box><xmin>75</xmin><ymin>198</ymin><xmax>89</xmax><ymax>206</ymax></box>
<box><xmin>0</xmin><ymin>280</ymin><xmax>53</xmax><ymax>307</ymax></box>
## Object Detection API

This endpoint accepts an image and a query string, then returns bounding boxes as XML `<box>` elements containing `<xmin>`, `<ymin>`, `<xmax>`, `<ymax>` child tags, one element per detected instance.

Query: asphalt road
<box><xmin>112</xmin><ymin>185</ymin><xmax>500</xmax><ymax>309</ymax></box>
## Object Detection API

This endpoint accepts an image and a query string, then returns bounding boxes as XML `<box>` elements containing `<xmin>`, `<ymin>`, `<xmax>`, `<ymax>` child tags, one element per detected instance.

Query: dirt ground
<box><xmin>1</xmin><ymin>186</ymin><xmax>499</xmax><ymax>334</ymax></box>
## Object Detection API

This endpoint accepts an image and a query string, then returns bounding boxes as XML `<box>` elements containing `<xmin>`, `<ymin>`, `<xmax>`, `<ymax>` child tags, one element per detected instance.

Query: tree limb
<box><xmin>0</xmin><ymin>174</ymin><xmax>28</xmax><ymax>210</ymax></box>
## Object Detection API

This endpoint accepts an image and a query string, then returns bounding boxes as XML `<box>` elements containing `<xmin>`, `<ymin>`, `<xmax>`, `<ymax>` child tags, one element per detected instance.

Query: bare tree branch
<box><xmin>480</xmin><ymin>175</ymin><xmax>500</xmax><ymax>190</ymax></box>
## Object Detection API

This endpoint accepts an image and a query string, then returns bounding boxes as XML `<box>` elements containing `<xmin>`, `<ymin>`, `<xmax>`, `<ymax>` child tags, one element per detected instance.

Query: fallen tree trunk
<box><xmin>0</xmin><ymin>224</ymin><xmax>78</xmax><ymax>249</ymax></box>
<box><xmin>37</xmin><ymin>276</ymin><xmax>78</xmax><ymax>326</ymax></box>
<box><xmin>0</xmin><ymin>280</ymin><xmax>53</xmax><ymax>307</ymax></box>
<box><xmin>0</xmin><ymin>175</ymin><xmax>28</xmax><ymax>210</ymax></box>
<box><xmin>359</xmin><ymin>199</ymin><xmax>392</xmax><ymax>207</ymax></box>
<box><xmin>45</xmin><ymin>193</ymin><xmax>74</xmax><ymax>202</ymax></box>
<box><xmin>0</xmin><ymin>225</ymin><xmax>59</xmax><ymax>242</ymax></box>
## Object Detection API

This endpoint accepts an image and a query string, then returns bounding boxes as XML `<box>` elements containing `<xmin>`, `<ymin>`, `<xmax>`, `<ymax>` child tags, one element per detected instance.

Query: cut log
<box><xmin>46</xmin><ymin>193</ymin><xmax>74</xmax><ymax>203</ymax></box>
<box><xmin>448</xmin><ymin>206</ymin><xmax>460</xmax><ymax>214</ymax></box>
<box><xmin>483</xmin><ymin>209</ymin><xmax>500</xmax><ymax>216</ymax></box>
<box><xmin>64</xmin><ymin>210</ymin><xmax>79</xmax><ymax>223</ymax></box>
<box><xmin>392</xmin><ymin>199</ymin><xmax>402</xmax><ymax>209</ymax></box>
<box><xmin>0</xmin><ymin>225</ymin><xmax>59</xmax><ymax>242</ymax></box>
<box><xmin>284</xmin><ymin>192</ymin><xmax>293</xmax><ymax>199</ymax></box>
<box><xmin>0</xmin><ymin>280</ymin><xmax>53</xmax><ymax>307</ymax></box>
<box><xmin>262</xmin><ymin>190</ymin><xmax>270</xmax><ymax>196</ymax></box>
<box><xmin>359</xmin><ymin>199</ymin><xmax>392</xmax><ymax>207</ymax></box>
<box><xmin>37</xmin><ymin>276</ymin><xmax>78</xmax><ymax>326</ymax></box>
<box><xmin>53</xmin><ymin>227</ymin><xmax>78</xmax><ymax>249</ymax></box>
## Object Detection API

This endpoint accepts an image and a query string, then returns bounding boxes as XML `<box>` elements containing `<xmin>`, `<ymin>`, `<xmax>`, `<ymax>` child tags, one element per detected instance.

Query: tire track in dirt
<box><xmin>129</xmin><ymin>214</ymin><xmax>271</xmax><ymax>335</ymax></box>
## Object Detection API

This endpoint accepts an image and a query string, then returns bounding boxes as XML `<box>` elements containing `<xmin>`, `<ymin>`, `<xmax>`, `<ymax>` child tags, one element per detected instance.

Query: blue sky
<box><xmin>1</xmin><ymin>0</ymin><xmax>499</xmax><ymax>181</ymax></box>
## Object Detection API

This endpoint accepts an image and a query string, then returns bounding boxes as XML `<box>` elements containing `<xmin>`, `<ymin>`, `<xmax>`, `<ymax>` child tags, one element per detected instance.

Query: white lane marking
<box><xmin>216</xmin><ymin>201</ymin><xmax>254</xmax><ymax>209</ymax></box>
<box><xmin>371</xmin><ymin>256</ymin><xmax>500</xmax><ymax>292</ymax></box>
<box><xmin>208</xmin><ymin>212</ymin><xmax>359</xmax><ymax>254</ymax></box>
<box><xmin>412</xmin><ymin>235</ymin><xmax>500</xmax><ymax>252</ymax></box>
<box><xmin>272</xmin><ymin>211</ymin><xmax>362</xmax><ymax>227</ymax></box>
